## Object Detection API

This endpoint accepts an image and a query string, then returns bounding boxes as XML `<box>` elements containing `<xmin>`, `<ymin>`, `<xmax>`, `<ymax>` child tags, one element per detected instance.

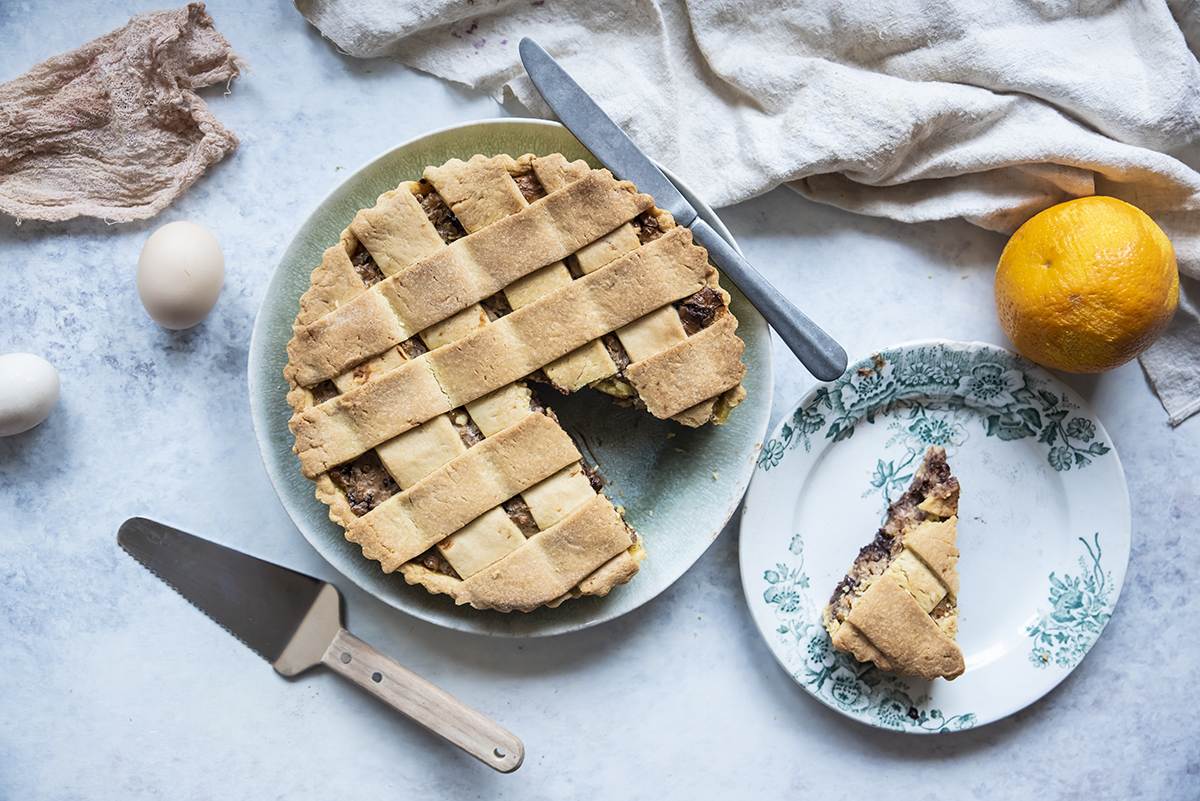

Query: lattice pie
<box><xmin>284</xmin><ymin>153</ymin><xmax>747</xmax><ymax>612</ymax></box>
<box><xmin>822</xmin><ymin>446</ymin><xmax>965</xmax><ymax>680</ymax></box>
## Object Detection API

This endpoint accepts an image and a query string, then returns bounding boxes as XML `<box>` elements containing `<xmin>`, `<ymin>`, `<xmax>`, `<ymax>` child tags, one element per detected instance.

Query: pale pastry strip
<box><xmin>574</xmin><ymin>223</ymin><xmax>640</xmax><ymax>275</ymax></box>
<box><xmin>671</xmin><ymin>385</ymin><xmax>747</xmax><ymax>428</ymax></box>
<box><xmin>374</xmin><ymin>414</ymin><xmax>467</xmax><ymax>490</ymax></box>
<box><xmin>295</xmin><ymin>242</ymin><xmax>366</xmax><ymax>328</ymax></box>
<box><xmin>348</xmin><ymin>186</ymin><xmax>446</xmax><ymax>277</ymax></box>
<box><xmin>531</xmin><ymin>153</ymin><xmax>593</xmax><ymax>194</ymax></box>
<box><xmin>671</xmin><ymin>399</ymin><xmax>718</xmax><ymax>428</ymax></box>
<box><xmin>521</xmin><ymin>463</ymin><xmax>597</xmax><ymax>530</ymax></box>
<box><xmin>435</xmin><ymin>506</ymin><xmax>526</xmax><ymax>578</ymax></box>
<box><xmin>838</xmin><ymin>574</ymin><xmax>965</xmax><ymax>681</ymax></box>
<box><xmin>902</xmin><ymin>517</ymin><xmax>960</xmax><ymax>597</ymax></box>
<box><xmin>463</xmin><ymin>383</ymin><xmax>536</xmax><ymax>437</ymax></box>
<box><xmin>452</xmin><ymin>494</ymin><xmax>634</xmax><ymax>612</ymax></box>
<box><xmin>382</xmin><ymin>170</ymin><xmax>654</xmax><ymax>334</ymax></box>
<box><xmin>331</xmin><ymin>344</ymin><xmax>409</xmax><ymax>393</ymax></box>
<box><xmin>343</xmin><ymin>412</ymin><xmax>580</xmax><ymax>571</ymax></box>
<box><xmin>504</xmin><ymin>263</ymin><xmax>573</xmax><ymax>310</ymax></box>
<box><xmin>829</xmin><ymin>621</ymin><xmax>888</xmax><ymax>669</ymax></box>
<box><xmin>287</xmin><ymin>170</ymin><xmax>653</xmax><ymax>386</ymax></box>
<box><xmin>541</xmin><ymin>224</ymin><xmax>638</xmax><ymax>390</ymax></box>
<box><xmin>402</xmin><ymin>535</ymin><xmax>642</xmax><ymax>610</ymax></box>
<box><xmin>548</xmin><ymin>544</ymin><xmax>648</xmax><ymax>606</ymax></box>
<box><xmin>536</xmin><ymin>231</ymin><xmax>638</xmax><ymax>391</ymax></box>
<box><xmin>542</xmin><ymin>340</ymin><xmax>618</xmax><ymax>392</ymax></box>
<box><xmin>626</xmin><ymin>313</ymin><xmax>747</xmax><ymax>419</ymax></box>
<box><xmin>429</xmin><ymin>226</ymin><xmax>710</xmax><ymax>407</ymax></box>
<box><xmin>615</xmin><ymin>304</ymin><xmax>689</xmax><ymax>363</ymax></box>
<box><xmin>883</xmin><ymin>550</ymin><xmax>948</xmax><ymax>614</ymax></box>
<box><xmin>419</xmin><ymin>303</ymin><xmax>489</xmax><ymax>351</ymax></box>
<box><xmin>285</xmin><ymin>288</ymin><xmax>415</xmax><ymax>388</ymax></box>
<box><xmin>291</xmin><ymin>355</ymin><xmax>452</xmax><ymax>478</ymax></box>
<box><xmin>576</xmin><ymin>548</ymin><xmax>644</xmax><ymax>597</ymax></box>
<box><xmin>423</xmin><ymin>155</ymin><xmax>527</xmax><ymax>234</ymax></box>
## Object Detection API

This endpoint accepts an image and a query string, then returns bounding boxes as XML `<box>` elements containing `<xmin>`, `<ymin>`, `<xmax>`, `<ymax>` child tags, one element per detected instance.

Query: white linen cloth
<box><xmin>296</xmin><ymin>0</ymin><xmax>1200</xmax><ymax>423</ymax></box>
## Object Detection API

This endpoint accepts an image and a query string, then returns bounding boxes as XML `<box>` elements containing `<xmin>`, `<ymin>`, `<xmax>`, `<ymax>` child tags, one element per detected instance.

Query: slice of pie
<box><xmin>822</xmin><ymin>446</ymin><xmax>965</xmax><ymax>680</ymax></box>
<box><xmin>283</xmin><ymin>153</ymin><xmax>747</xmax><ymax>612</ymax></box>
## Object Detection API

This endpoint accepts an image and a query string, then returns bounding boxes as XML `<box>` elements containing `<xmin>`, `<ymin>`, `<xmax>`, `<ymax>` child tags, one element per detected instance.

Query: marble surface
<box><xmin>2</xmin><ymin>2</ymin><xmax>1197</xmax><ymax>798</ymax></box>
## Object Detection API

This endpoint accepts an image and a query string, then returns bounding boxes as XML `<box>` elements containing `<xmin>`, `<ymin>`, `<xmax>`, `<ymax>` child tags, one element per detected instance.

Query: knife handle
<box><xmin>690</xmin><ymin>217</ymin><xmax>848</xmax><ymax>382</ymax></box>
<box><xmin>322</xmin><ymin>628</ymin><xmax>525</xmax><ymax>773</ymax></box>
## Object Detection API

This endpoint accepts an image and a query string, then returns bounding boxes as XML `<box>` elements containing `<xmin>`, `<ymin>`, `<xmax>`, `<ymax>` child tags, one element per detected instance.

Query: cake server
<box><xmin>117</xmin><ymin>517</ymin><xmax>524</xmax><ymax>773</ymax></box>
<box><xmin>519</xmin><ymin>37</ymin><xmax>848</xmax><ymax>382</ymax></box>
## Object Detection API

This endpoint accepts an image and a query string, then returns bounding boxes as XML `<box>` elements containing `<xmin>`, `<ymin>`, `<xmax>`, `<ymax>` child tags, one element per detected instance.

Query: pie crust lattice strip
<box><xmin>822</xmin><ymin>446</ymin><xmax>965</xmax><ymax>680</ymax></box>
<box><xmin>284</xmin><ymin>153</ymin><xmax>748</xmax><ymax>612</ymax></box>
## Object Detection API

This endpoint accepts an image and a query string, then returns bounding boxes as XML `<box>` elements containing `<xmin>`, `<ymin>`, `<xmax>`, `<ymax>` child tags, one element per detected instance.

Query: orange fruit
<box><xmin>994</xmin><ymin>196</ymin><xmax>1179</xmax><ymax>373</ymax></box>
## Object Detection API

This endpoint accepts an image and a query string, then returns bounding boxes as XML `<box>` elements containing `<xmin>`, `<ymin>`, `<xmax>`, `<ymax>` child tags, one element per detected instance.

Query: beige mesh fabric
<box><xmin>0</xmin><ymin>3</ymin><xmax>244</xmax><ymax>223</ymax></box>
<box><xmin>284</xmin><ymin>153</ymin><xmax>747</xmax><ymax>612</ymax></box>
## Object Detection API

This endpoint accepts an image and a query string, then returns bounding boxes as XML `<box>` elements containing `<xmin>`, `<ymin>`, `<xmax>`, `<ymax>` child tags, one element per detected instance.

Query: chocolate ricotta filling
<box><xmin>451</xmin><ymin>411</ymin><xmax>486</xmax><ymax>448</ymax></box>
<box><xmin>675</xmin><ymin>286</ymin><xmax>724</xmax><ymax>334</ymax></box>
<box><xmin>350</xmin><ymin>242</ymin><xmax>385</xmax><ymax>287</ymax></box>
<box><xmin>398</xmin><ymin>335</ymin><xmax>429</xmax><ymax>360</ymax></box>
<box><xmin>418</xmin><ymin>547</ymin><xmax>461</xmax><ymax>579</ymax></box>
<box><xmin>332</xmin><ymin>450</ymin><xmax>399</xmax><ymax>517</ymax></box>
<box><xmin>633</xmin><ymin>210</ymin><xmax>664</xmax><ymax>243</ymax></box>
<box><xmin>563</xmin><ymin>253</ymin><xmax>586</xmax><ymax>279</ymax></box>
<box><xmin>416</xmin><ymin>183</ymin><xmax>466</xmax><ymax>243</ymax></box>
<box><xmin>513</xmin><ymin>169</ymin><xmax>546</xmax><ymax>204</ymax></box>
<box><xmin>581</xmin><ymin>461</ymin><xmax>606</xmax><ymax>492</ymax></box>
<box><xmin>309</xmin><ymin>379</ymin><xmax>340</xmax><ymax>405</ymax></box>
<box><xmin>590</xmin><ymin>334</ymin><xmax>645</xmax><ymax>408</ymax></box>
<box><xmin>502</xmin><ymin>495</ymin><xmax>541</xmax><ymax>537</ymax></box>
<box><xmin>824</xmin><ymin>448</ymin><xmax>960</xmax><ymax>627</ymax></box>
<box><xmin>602</xmin><ymin>332</ymin><xmax>632</xmax><ymax>373</ymax></box>
<box><xmin>481</xmin><ymin>291</ymin><xmax>513</xmax><ymax>321</ymax></box>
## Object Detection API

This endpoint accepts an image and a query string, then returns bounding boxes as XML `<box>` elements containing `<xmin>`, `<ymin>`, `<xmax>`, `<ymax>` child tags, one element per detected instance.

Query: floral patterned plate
<box><xmin>739</xmin><ymin>340</ymin><xmax>1130</xmax><ymax>732</ymax></box>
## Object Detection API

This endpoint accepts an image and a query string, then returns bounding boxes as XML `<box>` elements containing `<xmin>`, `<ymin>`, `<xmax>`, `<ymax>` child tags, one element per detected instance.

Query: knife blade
<box><xmin>519</xmin><ymin>37</ymin><xmax>848</xmax><ymax>382</ymax></box>
<box><xmin>118</xmin><ymin>517</ymin><xmax>524</xmax><ymax>773</ymax></box>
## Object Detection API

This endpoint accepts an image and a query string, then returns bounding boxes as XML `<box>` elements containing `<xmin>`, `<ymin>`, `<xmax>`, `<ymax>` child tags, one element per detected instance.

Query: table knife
<box><xmin>117</xmin><ymin>517</ymin><xmax>524</xmax><ymax>773</ymax></box>
<box><xmin>519</xmin><ymin>37</ymin><xmax>848</xmax><ymax>382</ymax></box>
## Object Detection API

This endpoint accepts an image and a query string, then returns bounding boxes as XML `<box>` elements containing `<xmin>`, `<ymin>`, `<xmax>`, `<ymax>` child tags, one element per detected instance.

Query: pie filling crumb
<box><xmin>511</xmin><ymin>165</ymin><xmax>546</xmax><ymax>204</ymax></box>
<box><xmin>414</xmin><ymin>182</ymin><xmax>466</xmax><ymax>243</ymax></box>
<box><xmin>350</xmin><ymin>242</ymin><xmax>384</xmax><ymax>287</ymax></box>
<box><xmin>330</xmin><ymin>450</ymin><xmax>399</xmax><ymax>517</ymax></box>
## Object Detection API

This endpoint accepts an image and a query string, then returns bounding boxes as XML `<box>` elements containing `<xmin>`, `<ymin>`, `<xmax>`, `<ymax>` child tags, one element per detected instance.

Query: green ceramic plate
<box><xmin>740</xmin><ymin>340</ymin><xmax>1129</xmax><ymax>730</ymax></box>
<box><xmin>249</xmin><ymin>119</ymin><xmax>773</xmax><ymax>636</ymax></box>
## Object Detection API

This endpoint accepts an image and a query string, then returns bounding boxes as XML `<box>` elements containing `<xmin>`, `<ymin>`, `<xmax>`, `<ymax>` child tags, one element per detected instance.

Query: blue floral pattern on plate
<box><xmin>763</xmin><ymin>536</ymin><xmax>978</xmax><ymax>732</ymax></box>
<box><xmin>758</xmin><ymin>342</ymin><xmax>1110</xmax><ymax>473</ymax></box>
<box><xmin>1026</xmin><ymin>533</ymin><xmax>1114</xmax><ymax>669</ymax></box>
<box><xmin>740</xmin><ymin>340</ymin><xmax>1130</xmax><ymax>732</ymax></box>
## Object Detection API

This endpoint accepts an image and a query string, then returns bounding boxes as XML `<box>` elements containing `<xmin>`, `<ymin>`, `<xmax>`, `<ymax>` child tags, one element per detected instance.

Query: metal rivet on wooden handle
<box><xmin>323</xmin><ymin>629</ymin><xmax>525</xmax><ymax>773</ymax></box>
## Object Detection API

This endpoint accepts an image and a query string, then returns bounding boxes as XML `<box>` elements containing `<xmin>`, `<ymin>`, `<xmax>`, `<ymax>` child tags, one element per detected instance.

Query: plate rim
<box><xmin>249</xmin><ymin>117</ymin><xmax>774</xmax><ymax>637</ymax></box>
<box><xmin>738</xmin><ymin>337</ymin><xmax>1131</xmax><ymax>731</ymax></box>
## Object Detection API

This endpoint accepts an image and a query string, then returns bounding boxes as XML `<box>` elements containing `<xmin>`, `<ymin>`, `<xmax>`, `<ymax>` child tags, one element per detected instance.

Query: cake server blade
<box><xmin>519</xmin><ymin>37</ymin><xmax>848</xmax><ymax>382</ymax></box>
<box><xmin>117</xmin><ymin>517</ymin><xmax>524</xmax><ymax>773</ymax></box>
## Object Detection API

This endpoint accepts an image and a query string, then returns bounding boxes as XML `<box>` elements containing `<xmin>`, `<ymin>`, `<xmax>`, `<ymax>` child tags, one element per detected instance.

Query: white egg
<box><xmin>0</xmin><ymin>353</ymin><xmax>60</xmax><ymax>437</ymax></box>
<box><xmin>136</xmin><ymin>221</ymin><xmax>225</xmax><ymax>330</ymax></box>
